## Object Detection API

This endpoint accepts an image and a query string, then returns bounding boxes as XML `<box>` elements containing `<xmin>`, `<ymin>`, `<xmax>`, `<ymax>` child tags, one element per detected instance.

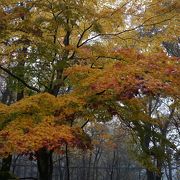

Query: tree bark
<box><xmin>0</xmin><ymin>155</ymin><xmax>13</xmax><ymax>180</ymax></box>
<box><xmin>65</xmin><ymin>144</ymin><xmax>70</xmax><ymax>180</ymax></box>
<box><xmin>155</xmin><ymin>159</ymin><xmax>162</xmax><ymax>180</ymax></box>
<box><xmin>155</xmin><ymin>175</ymin><xmax>161</xmax><ymax>180</ymax></box>
<box><xmin>36</xmin><ymin>148</ymin><xmax>53</xmax><ymax>180</ymax></box>
<box><xmin>147</xmin><ymin>169</ymin><xmax>154</xmax><ymax>180</ymax></box>
<box><xmin>1</xmin><ymin>155</ymin><xmax>12</xmax><ymax>172</ymax></box>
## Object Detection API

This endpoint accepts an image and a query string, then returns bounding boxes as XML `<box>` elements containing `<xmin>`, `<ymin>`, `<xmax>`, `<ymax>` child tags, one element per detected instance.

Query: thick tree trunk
<box><xmin>1</xmin><ymin>155</ymin><xmax>12</xmax><ymax>171</ymax></box>
<box><xmin>36</xmin><ymin>148</ymin><xmax>53</xmax><ymax>180</ymax></box>
<box><xmin>147</xmin><ymin>169</ymin><xmax>154</xmax><ymax>180</ymax></box>
<box><xmin>155</xmin><ymin>175</ymin><xmax>161</xmax><ymax>180</ymax></box>
<box><xmin>0</xmin><ymin>155</ymin><xmax>12</xmax><ymax>180</ymax></box>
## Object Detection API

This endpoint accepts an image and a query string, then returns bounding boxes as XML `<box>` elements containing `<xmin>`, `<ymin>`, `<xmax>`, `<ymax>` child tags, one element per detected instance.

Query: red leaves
<box><xmin>0</xmin><ymin>48</ymin><xmax>179</xmax><ymax>157</ymax></box>
<box><xmin>0</xmin><ymin>131</ymin><xmax>9</xmax><ymax>140</ymax></box>
<box><xmin>91</xmin><ymin>76</ymin><xmax>120</xmax><ymax>93</ymax></box>
<box><xmin>165</xmin><ymin>66</ymin><xmax>179</xmax><ymax>76</ymax></box>
<box><xmin>88</xmin><ymin>51</ymin><xmax>180</xmax><ymax>99</ymax></box>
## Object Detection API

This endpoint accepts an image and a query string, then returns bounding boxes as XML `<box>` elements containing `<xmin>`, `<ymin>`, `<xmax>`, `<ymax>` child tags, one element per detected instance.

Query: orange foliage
<box><xmin>66</xmin><ymin>49</ymin><xmax>180</xmax><ymax>100</ymax></box>
<box><xmin>0</xmin><ymin>49</ymin><xmax>179</xmax><ymax>157</ymax></box>
<box><xmin>0</xmin><ymin>93</ymin><xmax>90</xmax><ymax>157</ymax></box>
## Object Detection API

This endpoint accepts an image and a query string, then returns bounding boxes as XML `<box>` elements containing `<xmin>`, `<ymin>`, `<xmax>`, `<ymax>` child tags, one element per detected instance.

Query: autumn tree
<box><xmin>65</xmin><ymin>49</ymin><xmax>179</xmax><ymax>179</ymax></box>
<box><xmin>0</xmin><ymin>0</ymin><xmax>179</xmax><ymax>180</ymax></box>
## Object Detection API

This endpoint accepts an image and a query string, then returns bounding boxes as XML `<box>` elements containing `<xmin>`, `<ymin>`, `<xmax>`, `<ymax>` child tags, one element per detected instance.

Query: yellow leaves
<box><xmin>0</xmin><ymin>117</ymin><xmax>90</xmax><ymax>157</ymax></box>
<box><xmin>0</xmin><ymin>92</ymin><xmax>92</xmax><ymax>156</ymax></box>
<box><xmin>65</xmin><ymin>65</ymin><xmax>100</xmax><ymax>87</ymax></box>
<box><xmin>7</xmin><ymin>117</ymin><xmax>35</xmax><ymax>131</ymax></box>
<box><xmin>0</xmin><ymin>92</ymin><xmax>88</xmax><ymax>128</ymax></box>
<box><xmin>0</xmin><ymin>103</ymin><xmax>8</xmax><ymax>121</ymax></box>
<box><xmin>0</xmin><ymin>93</ymin><xmax>58</xmax><ymax>127</ymax></box>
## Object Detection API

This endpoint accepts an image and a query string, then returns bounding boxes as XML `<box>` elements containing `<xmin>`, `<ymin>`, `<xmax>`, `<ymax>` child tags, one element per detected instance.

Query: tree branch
<box><xmin>81</xmin><ymin>119</ymin><xmax>89</xmax><ymax>129</ymax></box>
<box><xmin>77</xmin><ymin>24</ymin><xmax>93</xmax><ymax>47</ymax></box>
<box><xmin>0</xmin><ymin>65</ymin><xmax>40</xmax><ymax>92</ymax></box>
<box><xmin>78</xmin><ymin>13</ymin><xmax>176</xmax><ymax>47</ymax></box>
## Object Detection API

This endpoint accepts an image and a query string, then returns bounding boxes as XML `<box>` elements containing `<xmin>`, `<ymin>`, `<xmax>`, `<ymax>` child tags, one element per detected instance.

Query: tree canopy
<box><xmin>0</xmin><ymin>0</ymin><xmax>179</xmax><ymax>180</ymax></box>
